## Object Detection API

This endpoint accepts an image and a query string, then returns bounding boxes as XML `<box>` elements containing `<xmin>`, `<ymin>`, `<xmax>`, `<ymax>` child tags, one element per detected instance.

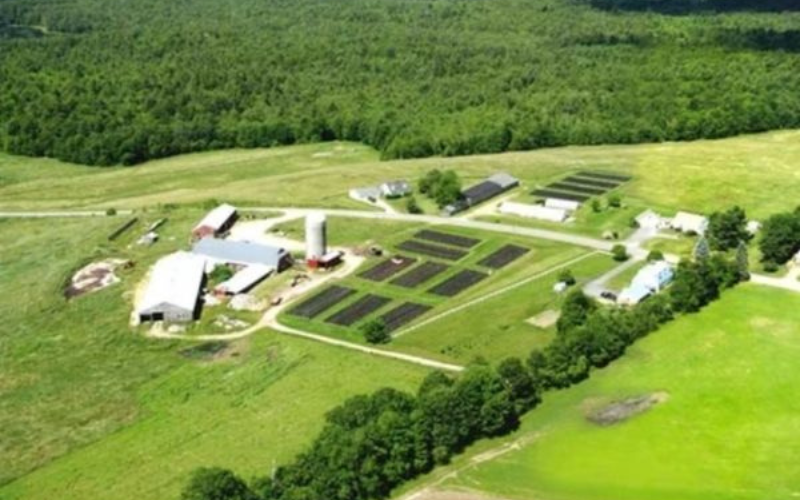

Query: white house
<box><xmin>545</xmin><ymin>198</ymin><xmax>581</xmax><ymax>212</ymax></box>
<box><xmin>618</xmin><ymin>282</ymin><xmax>652</xmax><ymax>306</ymax></box>
<box><xmin>632</xmin><ymin>261</ymin><xmax>674</xmax><ymax>292</ymax></box>
<box><xmin>618</xmin><ymin>261</ymin><xmax>675</xmax><ymax>306</ymax></box>
<box><xmin>671</xmin><ymin>211</ymin><xmax>709</xmax><ymax>235</ymax></box>
<box><xmin>380</xmin><ymin>180</ymin><xmax>411</xmax><ymax>198</ymax></box>
<box><xmin>499</xmin><ymin>201</ymin><xmax>568</xmax><ymax>222</ymax></box>
<box><xmin>635</xmin><ymin>209</ymin><xmax>667</xmax><ymax>230</ymax></box>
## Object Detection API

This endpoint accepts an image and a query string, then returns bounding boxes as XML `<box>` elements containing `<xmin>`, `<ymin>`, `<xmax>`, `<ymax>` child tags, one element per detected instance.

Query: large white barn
<box><xmin>499</xmin><ymin>201</ymin><xmax>568</xmax><ymax>222</ymax></box>
<box><xmin>137</xmin><ymin>252</ymin><xmax>206</xmax><ymax>323</ymax></box>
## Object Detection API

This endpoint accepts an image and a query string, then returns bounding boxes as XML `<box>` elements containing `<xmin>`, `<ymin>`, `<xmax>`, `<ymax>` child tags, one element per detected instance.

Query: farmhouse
<box><xmin>137</xmin><ymin>252</ymin><xmax>206</xmax><ymax>323</ymax></box>
<box><xmin>192</xmin><ymin>203</ymin><xmax>237</xmax><ymax>239</ymax></box>
<box><xmin>499</xmin><ymin>201</ymin><xmax>568</xmax><ymax>222</ymax></box>
<box><xmin>671</xmin><ymin>211</ymin><xmax>709</xmax><ymax>235</ymax></box>
<box><xmin>380</xmin><ymin>180</ymin><xmax>411</xmax><ymax>198</ymax></box>
<box><xmin>544</xmin><ymin>198</ymin><xmax>581</xmax><ymax>212</ymax></box>
<box><xmin>192</xmin><ymin>238</ymin><xmax>292</xmax><ymax>271</ymax></box>
<box><xmin>635</xmin><ymin>209</ymin><xmax>667</xmax><ymax>230</ymax></box>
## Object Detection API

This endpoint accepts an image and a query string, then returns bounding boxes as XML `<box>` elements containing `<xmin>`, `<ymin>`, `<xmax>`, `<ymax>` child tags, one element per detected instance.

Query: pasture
<box><xmin>0</xmin><ymin>216</ymin><xmax>429</xmax><ymax>500</ymax></box>
<box><xmin>435</xmin><ymin>285</ymin><xmax>800</xmax><ymax>500</ymax></box>
<box><xmin>0</xmin><ymin>130</ymin><xmax>799</xmax><ymax>223</ymax></box>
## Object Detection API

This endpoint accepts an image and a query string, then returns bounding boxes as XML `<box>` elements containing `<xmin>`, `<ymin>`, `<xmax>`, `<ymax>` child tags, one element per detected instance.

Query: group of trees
<box><xmin>183</xmin><ymin>361</ymin><xmax>537</xmax><ymax>500</ymax></box>
<box><xmin>2</xmin><ymin>0</ymin><xmax>800</xmax><ymax>166</ymax></box>
<box><xmin>759</xmin><ymin>207</ymin><xmax>800</xmax><ymax>267</ymax></box>
<box><xmin>181</xmin><ymin>239</ymin><xmax>748</xmax><ymax>500</ymax></box>
<box><xmin>418</xmin><ymin>169</ymin><xmax>462</xmax><ymax>208</ymax></box>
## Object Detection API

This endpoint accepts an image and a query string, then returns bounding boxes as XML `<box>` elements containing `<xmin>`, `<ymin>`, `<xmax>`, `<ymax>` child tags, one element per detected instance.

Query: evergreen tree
<box><xmin>736</xmin><ymin>241</ymin><xmax>750</xmax><ymax>281</ymax></box>
<box><xmin>693</xmin><ymin>236</ymin><xmax>711</xmax><ymax>262</ymax></box>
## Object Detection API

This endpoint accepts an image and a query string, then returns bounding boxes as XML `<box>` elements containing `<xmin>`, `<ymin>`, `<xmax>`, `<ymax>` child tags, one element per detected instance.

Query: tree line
<box><xmin>180</xmin><ymin>241</ymin><xmax>747</xmax><ymax>500</ymax></box>
<box><xmin>1</xmin><ymin>0</ymin><xmax>800</xmax><ymax>166</ymax></box>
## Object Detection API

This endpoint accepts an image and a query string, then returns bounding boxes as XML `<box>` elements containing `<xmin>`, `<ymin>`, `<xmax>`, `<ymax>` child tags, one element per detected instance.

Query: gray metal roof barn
<box><xmin>192</xmin><ymin>238</ymin><xmax>292</xmax><ymax>270</ymax></box>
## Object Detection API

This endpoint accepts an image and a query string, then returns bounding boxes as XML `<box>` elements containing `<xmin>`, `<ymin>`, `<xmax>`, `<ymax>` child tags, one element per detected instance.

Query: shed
<box><xmin>545</xmin><ymin>198</ymin><xmax>581</xmax><ymax>212</ymax></box>
<box><xmin>746</xmin><ymin>220</ymin><xmax>762</xmax><ymax>235</ymax></box>
<box><xmin>193</xmin><ymin>238</ymin><xmax>292</xmax><ymax>271</ymax></box>
<box><xmin>137</xmin><ymin>252</ymin><xmax>206</xmax><ymax>323</ymax></box>
<box><xmin>671</xmin><ymin>211</ymin><xmax>709</xmax><ymax>235</ymax></box>
<box><xmin>499</xmin><ymin>201</ymin><xmax>568</xmax><ymax>222</ymax></box>
<box><xmin>193</xmin><ymin>204</ymin><xmax>237</xmax><ymax>239</ymax></box>
<box><xmin>215</xmin><ymin>265</ymin><xmax>274</xmax><ymax>295</ymax></box>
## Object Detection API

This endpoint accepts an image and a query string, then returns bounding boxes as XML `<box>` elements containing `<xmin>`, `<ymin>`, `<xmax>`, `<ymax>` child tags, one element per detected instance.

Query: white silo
<box><xmin>305</xmin><ymin>212</ymin><xmax>327</xmax><ymax>262</ymax></box>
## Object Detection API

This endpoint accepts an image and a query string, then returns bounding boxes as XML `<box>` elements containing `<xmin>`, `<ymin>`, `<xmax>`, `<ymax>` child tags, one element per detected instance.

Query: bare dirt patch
<box><xmin>64</xmin><ymin>259</ymin><xmax>131</xmax><ymax>298</ymax></box>
<box><xmin>526</xmin><ymin>309</ymin><xmax>560</xmax><ymax>329</ymax></box>
<box><xmin>179</xmin><ymin>340</ymin><xmax>248</xmax><ymax>362</ymax></box>
<box><xmin>585</xmin><ymin>391</ymin><xmax>669</xmax><ymax>426</ymax></box>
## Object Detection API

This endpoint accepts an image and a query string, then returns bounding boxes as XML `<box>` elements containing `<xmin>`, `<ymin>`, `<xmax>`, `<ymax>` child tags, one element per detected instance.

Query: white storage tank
<box><xmin>305</xmin><ymin>213</ymin><xmax>327</xmax><ymax>262</ymax></box>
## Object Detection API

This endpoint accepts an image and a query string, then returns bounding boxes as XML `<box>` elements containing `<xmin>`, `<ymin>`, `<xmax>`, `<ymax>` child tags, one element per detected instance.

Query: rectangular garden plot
<box><xmin>289</xmin><ymin>286</ymin><xmax>356</xmax><ymax>319</ymax></box>
<box><xmin>478</xmin><ymin>244</ymin><xmax>530</xmax><ymax>269</ymax></box>
<box><xmin>414</xmin><ymin>230</ymin><xmax>481</xmax><ymax>249</ymax></box>
<box><xmin>398</xmin><ymin>240</ymin><xmax>468</xmax><ymax>261</ymax></box>
<box><xmin>578</xmin><ymin>171</ymin><xmax>632</xmax><ymax>182</ymax></box>
<box><xmin>548</xmin><ymin>182</ymin><xmax>607</xmax><ymax>195</ymax></box>
<box><xmin>380</xmin><ymin>302</ymin><xmax>433</xmax><ymax>332</ymax></box>
<box><xmin>564</xmin><ymin>176</ymin><xmax>621</xmax><ymax>189</ymax></box>
<box><xmin>359</xmin><ymin>256</ymin><xmax>417</xmax><ymax>281</ymax></box>
<box><xmin>428</xmin><ymin>270</ymin><xmax>489</xmax><ymax>297</ymax></box>
<box><xmin>390</xmin><ymin>262</ymin><xmax>450</xmax><ymax>288</ymax></box>
<box><xmin>325</xmin><ymin>294</ymin><xmax>391</xmax><ymax>326</ymax></box>
<box><xmin>531</xmin><ymin>189</ymin><xmax>591</xmax><ymax>202</ymax></box>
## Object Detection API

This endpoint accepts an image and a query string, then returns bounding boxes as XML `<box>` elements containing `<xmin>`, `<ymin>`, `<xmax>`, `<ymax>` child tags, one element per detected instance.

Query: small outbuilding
<box><xmin>193</xmin><ymin>238</ymin><xmax>292</xmax><ymax>271</ymax></box>
<box><xmin>215</xmin><ymin>265</ymin><xmax>274</xmax><ymax>295</ymax></box>
<box><xmin>192</xmin><ymin>204</ymin><xmax>238</xmax><ymax>240</ymax></box>
<box><xmin>380</xmin><ymin>180</ymin><xmax>412</xmax><ymax>198</ymax></box>
<box><xmin>746</xmin><ymin>220</ymin><xmax>762</xmax><ymax>235</ymax></box>
<box><xmin>499</xmin><ymin>201</ymin><xmax>568</xmax><ymax>222</ymax></box>
<box><xmin>137</xmin><ymin>252</ymin><xmax>206</xmax><ymax>323</ymax></box>
<box><xmin>545</xmin><ymin>198</ymin><xmax>581</xmax><ymax>212</ymax></box>
<box><xmin>671</xmin><ymin>211</ymin><xmax>709</xmax><ymax>235</ymax></box>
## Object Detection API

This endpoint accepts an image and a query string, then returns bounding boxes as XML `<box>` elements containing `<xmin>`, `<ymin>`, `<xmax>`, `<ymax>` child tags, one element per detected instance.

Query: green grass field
<box><xmin>0</xmin><ymin>216</ymin><xmax>429</xmax><ymax>500</ymax></box>
<box><xmin>1</xmin><ymin>131</ymin><xmax>800</xmax><ymax>222</ymax></box>
<box><xmin>275</xmin><ymin>220</ymin><xmax>613</xmax><ymax>363</ymax></box>
<box><xmin>436</xmin><ymin>285</ymin><xmax>800</xmax><ymax>500</ymax></box>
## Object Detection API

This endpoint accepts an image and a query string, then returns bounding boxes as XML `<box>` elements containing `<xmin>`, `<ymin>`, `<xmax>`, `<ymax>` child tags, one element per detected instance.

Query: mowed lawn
<box><xmin>442</xmin><ymin>285</ymin><xmax>800</xmax><ymax>500</ymax></box>
<box><xmin>0</xmin><ymin>217</ymin><xmax>429</xmax><ymax>500</ymax></box>
<box><xmin>1</xmin><ymin>130</ymin><xmax>800</xmax><ymax>220</ymax></box>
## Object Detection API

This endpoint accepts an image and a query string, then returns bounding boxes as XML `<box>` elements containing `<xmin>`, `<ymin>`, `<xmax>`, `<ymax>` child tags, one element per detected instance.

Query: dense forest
<box><xmin>0</xmin><ymin>0</ymin><xmax>799</xmax><ymax>166</ymax></box>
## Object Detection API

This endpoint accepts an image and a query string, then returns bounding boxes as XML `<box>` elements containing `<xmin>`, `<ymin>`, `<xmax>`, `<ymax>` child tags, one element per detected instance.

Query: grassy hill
<box><xmin>1</xmin><ymin>130</ymin><xmax>799</xmax><ymax>221</ymax></box>
<box><xmin>428</xmin><ymin>285</ymin><xmax>800</xmax><ymax>500</ymax></box>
